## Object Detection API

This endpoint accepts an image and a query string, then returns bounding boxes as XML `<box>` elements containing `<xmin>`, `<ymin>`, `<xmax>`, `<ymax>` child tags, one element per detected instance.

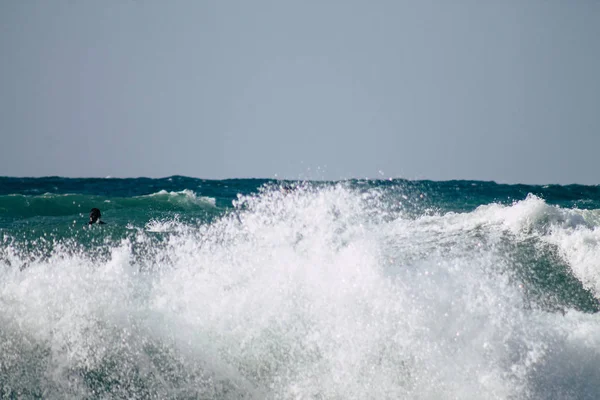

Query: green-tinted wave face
<box><xmin>1</xmin><ymin>177</ymin><xmax>600</xmax><ymax>399</ymax></box>
<box><xmin>0</xmin><ymin>191</ymin><xmax>220</xmax><ymax>225</ymax></box>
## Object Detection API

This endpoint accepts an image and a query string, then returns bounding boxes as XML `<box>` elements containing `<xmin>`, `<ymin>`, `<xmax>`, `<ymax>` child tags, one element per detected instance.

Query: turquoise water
<box><xmin>1</xmin><ymin>177</ymin><xmax>600</xmax><ymax>399</ymax></box>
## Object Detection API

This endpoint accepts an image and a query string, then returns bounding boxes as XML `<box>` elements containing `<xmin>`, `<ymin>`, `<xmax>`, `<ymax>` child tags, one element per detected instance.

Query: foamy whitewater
<box><xmin>1</xmin><ymin>177</ymin><xmax>600</xmax><ymax>399</ymax></box>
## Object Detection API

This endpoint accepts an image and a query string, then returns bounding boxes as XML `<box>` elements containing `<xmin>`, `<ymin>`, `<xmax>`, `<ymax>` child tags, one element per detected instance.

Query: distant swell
<box><xmin>0</xmin><ymin>190</ymin><xmax>216</xmax><ymax>219</ymax></box>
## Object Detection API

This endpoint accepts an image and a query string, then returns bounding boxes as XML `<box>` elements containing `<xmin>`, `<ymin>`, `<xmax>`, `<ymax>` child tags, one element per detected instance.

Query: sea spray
<box><xmin>1</xmin><ymin>178</ymin><xmax>600</xmax><ymax>399</ymax></box>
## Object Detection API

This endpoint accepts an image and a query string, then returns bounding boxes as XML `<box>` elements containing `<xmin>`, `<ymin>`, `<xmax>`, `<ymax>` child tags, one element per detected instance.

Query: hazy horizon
<box><xmin>2</xmin><ymin>1</ymin><xmax>599</xmax><ymax>185</ymax></box>
<box><xmin>2</xmin><ymin>174</ymin><xmax>598</xmax><ymax>187</ymax></box>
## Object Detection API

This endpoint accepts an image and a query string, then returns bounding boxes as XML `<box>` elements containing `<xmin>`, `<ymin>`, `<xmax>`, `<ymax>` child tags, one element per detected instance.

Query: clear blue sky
<box><xmin>1</xmin><ymin>1</ymin><xmax>599</xmax><ymax>184</ymax></box>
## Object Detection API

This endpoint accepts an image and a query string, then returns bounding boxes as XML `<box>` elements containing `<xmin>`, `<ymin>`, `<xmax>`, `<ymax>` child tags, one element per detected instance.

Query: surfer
<box><xmin>89</xmin><ymin>208</ymin><xmax>106</xmax><ymax>225</ymax></box>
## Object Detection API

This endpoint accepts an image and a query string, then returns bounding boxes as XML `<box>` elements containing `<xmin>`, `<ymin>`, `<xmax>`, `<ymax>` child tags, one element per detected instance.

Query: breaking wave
<box><xmin>1</xmin><ymin>183</ymin><xmax>600</xmax><ymax>399</ymax></box>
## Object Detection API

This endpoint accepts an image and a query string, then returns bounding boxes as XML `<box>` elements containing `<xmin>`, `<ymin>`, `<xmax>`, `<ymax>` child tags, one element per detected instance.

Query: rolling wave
<box><xmin>0</xmin><ymin>190</ymin><xmax>217</xmax><ymax>218</ymax></box>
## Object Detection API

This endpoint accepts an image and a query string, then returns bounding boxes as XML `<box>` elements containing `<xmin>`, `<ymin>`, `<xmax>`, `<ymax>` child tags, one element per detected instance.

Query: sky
<box><xmin>1</xmin><ymin>1</ymin><xmax>599</xmax><ymax>184</ymax></box>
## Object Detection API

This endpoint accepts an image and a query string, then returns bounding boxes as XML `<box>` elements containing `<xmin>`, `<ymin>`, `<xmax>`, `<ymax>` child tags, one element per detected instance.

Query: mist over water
<box><xmin>1</xmin><ymin>178</ymin><xmax>600</xmax><ymax>399</ymax></box>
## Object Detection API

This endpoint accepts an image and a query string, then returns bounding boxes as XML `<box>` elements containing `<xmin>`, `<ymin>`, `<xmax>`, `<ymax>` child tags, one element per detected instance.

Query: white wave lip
<box><xmin>472</xmin><ymin>194</ymin><xmax>600</xmax><ymax>299</ymax></box>
<box><xmin>142</xmin><ymin>189</ymin><xmax>216</xmax><ymax>207</ymax></box>
<box><xmin>1</xmin><ymin>186</ymin><xmax>600</xmax><ymax>399</ymax></box>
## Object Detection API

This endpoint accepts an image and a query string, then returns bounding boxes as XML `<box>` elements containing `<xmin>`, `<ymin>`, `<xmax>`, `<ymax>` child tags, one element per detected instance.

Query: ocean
<box><xmin>1</xmin><ymin>176</ymin><xmax>599</xmax><ymax>399</ymax></box>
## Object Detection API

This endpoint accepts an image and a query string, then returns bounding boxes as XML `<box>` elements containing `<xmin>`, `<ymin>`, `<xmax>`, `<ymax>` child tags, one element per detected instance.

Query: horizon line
<box><xmin>0</xmin><ymin>175</ymin><xmax>597</xmax><ymax>187</ymax></box>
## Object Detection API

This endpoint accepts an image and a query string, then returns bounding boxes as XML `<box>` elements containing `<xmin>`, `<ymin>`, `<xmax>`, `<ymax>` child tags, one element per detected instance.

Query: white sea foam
<box><xmin>145</xmin><ymin>217</ymin><xmax>192</xmax><ymax>233</ymax></box>
<box><xmin>1</xmin><ymin>186</ymin><xmax>599</xmax><ymax>399</ymax></box>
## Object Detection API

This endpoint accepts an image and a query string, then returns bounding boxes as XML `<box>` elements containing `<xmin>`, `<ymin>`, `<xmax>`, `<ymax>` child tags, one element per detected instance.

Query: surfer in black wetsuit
<box><xmin>89</xmin><ymin>208</ymin><xmax>106</xmax><ymax>225</ymax></box>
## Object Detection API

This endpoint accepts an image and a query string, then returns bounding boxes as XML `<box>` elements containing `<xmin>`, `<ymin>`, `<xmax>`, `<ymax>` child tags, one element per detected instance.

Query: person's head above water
<box><xmin>89</xmin><ymin>208</ymin><xmax>104</xmax><ymax>225</ymax></box>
